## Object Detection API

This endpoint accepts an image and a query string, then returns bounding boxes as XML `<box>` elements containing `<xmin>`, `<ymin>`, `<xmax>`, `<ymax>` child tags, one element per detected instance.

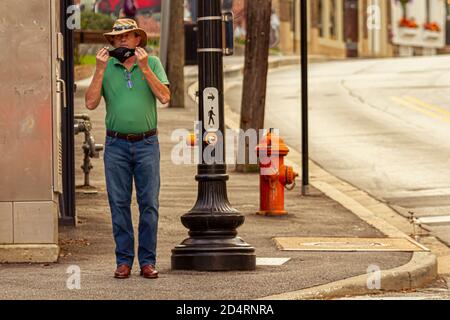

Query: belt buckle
<box><xmin>126</xmin><ymin>133</ymin><xmax>137</xmax><ymax>141</ymax></box>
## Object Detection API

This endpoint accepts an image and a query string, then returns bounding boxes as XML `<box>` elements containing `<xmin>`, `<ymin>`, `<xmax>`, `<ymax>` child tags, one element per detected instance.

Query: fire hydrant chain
<box><xmin>285</xmin><ymin>166</ymin><xmax>297</xmax><ymax>191</ymax></box>
<box><xmin>285</xmin><ymin>180</ymin><xmax>296</xmax><ymax>191</ymax></box>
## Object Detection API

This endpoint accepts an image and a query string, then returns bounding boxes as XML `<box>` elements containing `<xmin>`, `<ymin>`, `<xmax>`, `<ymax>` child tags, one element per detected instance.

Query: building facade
<box><xmin>277</xmin><ymin>0</ymin><xmax>450</xmax><ymax>59</ymax></box>
<box><xmin>322</xmin><ymin>0</ymin><xmax>392</xmax><ymax>58</ymax></box>
<box><xmin>273</xmin><ymin>0</ymin><xmax>394</xmax><ymax>58</ymax></box>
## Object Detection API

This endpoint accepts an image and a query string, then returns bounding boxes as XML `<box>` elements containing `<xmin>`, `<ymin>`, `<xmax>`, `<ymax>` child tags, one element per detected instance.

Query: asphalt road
<box><xmin>227</xmin><ymin>55</ymin><xmax>450</xmax><ymax>246</ymax></box>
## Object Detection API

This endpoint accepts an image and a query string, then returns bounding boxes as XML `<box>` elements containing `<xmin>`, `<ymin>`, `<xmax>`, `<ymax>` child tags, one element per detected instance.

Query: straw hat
<box><xmin>104</xmin><ymin>19</ymin><xmax>148</xmax><ymax>48</ymax></box>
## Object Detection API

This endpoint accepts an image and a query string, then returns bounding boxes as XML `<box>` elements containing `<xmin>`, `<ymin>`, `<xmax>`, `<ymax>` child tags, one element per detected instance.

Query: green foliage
<box><xmin>235</xmin><ymin>37</ymin><xmax>247</xmax><ymax>46</ymax></box>
<box><xmin>147</xmin><ymin>37</ymin><xmax>160</xmax><ymax>49</ymax></box>
<box><xmin>269</xmin><ymin>47</ymin><xmax>282</xmax><ymax>55</ymax></box>
<box><xmin>146</xmin><ymin>37</ymin><xmax>160</xmax><ymax>55</ymax></box>
<box><xmin>81</xmin><ymin>11</ymin><xmax>114</xmax><ymax>30</ymax></box>
<box><xmin>79</xmin><ymin>54</ymin><xmax>97</xmax><ymax>65</ymax></box>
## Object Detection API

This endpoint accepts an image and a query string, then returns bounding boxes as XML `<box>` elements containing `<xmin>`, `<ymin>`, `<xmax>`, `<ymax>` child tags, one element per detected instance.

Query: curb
<box><xmin>187</xmin><ymin>58</ymin><xmax>439</xmax><ymax>299</ymax></box>
<box><xmin>258</xmin><ymin>252</ymin><xmax>437</xmax><ymax>300</ymax></box>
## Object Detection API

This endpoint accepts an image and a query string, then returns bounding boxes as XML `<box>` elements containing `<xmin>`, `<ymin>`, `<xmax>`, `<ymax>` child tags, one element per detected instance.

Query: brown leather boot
<box><xmin>140</xmin><ymin>264</ymin><xmax>158</xmax><ymax>279</ymax></box>
<box><xmin>114</xmin><ymin>264</ymin><xmax>131</xmax><ymax>279</ymax></box>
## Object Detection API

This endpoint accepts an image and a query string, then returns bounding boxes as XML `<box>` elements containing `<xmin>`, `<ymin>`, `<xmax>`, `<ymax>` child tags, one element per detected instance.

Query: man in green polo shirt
<box><xmin>85</xmin><ymin>18</ymin><xmax>170</xmax><ymax>280</ymax></box>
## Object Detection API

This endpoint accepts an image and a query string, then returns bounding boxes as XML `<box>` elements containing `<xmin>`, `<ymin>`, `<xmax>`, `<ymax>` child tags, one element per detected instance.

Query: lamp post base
<box><xmin>171</xmin><ymin>236</ymin><xmax>256</xmax><ymax>271</ymax></box>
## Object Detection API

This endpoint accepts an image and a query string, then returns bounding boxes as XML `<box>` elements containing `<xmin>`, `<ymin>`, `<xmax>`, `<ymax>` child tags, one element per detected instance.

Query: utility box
<box><xmin>0</xmin><ymin>0</ymin><xmax>64</xmax><ymax>262</ymax></box>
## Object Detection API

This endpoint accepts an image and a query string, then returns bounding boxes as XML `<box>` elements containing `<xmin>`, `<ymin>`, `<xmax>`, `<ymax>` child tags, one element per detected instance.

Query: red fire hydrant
<box><xmin>256</xmin><ymin>130</ymin><xmax>298</xmax><ymax>216</ymax></box>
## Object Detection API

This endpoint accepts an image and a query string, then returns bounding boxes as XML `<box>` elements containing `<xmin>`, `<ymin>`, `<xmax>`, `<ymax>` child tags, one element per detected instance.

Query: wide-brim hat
<box><xmin>104</xmin><ymin>19</ymin><xmax>148</xmax><ymax>48</ymax></box>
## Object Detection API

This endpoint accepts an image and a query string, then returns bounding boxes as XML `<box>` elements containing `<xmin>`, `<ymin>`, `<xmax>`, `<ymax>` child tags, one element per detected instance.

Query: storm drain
<box><xmin>273</xmin><ymin>237</ymin><xmax>428</xmax><ymax>252</ymax></box>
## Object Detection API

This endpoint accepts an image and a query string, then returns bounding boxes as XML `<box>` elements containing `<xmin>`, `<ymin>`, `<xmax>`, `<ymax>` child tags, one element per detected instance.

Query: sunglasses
<box><xmin>113</xmin><ymin>25</ymin><xmax>135</xmax><ymax>31</ymax></box>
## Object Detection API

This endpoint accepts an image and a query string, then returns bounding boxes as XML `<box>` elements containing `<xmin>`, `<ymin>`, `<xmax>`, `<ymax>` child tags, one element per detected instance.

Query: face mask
<box><xmin>109</xmin><ymin>47</ymin><xmax>135</xmax><ymax>63</ymax></box>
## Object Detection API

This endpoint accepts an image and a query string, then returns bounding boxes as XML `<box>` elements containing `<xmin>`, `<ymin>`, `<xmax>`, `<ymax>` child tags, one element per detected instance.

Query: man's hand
<box><xmin>136</xmin><ymin>47</ymin><xmax>150</xmax><ymax>72</ymax></box>
<box><xmin>86</xmin><ymin>47</ymin><xmax>109</xmax><ymax>110</ymax></box>
<box><xmin>96</xmin><ymin>47</ymin><xmax>109</xmax><ymax>71</ymax></box>
<box><xmin>137</xmin><ymin>47</ymin><xmax>171</xmax><ymax>105</ymax></box>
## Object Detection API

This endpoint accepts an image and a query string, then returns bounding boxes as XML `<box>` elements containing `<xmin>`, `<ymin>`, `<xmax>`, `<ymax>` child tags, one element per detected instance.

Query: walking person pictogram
<box><xmin>208</xmin><ymin>107</ymin><xmax>216</xmax><ymax>126</ymax></box>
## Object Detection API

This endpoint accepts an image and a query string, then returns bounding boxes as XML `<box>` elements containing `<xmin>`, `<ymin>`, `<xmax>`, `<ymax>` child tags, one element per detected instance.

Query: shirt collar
<box><xmin>112</xmin><ymin>57</ymin><xmax>138</xmax><ymax>72</ymax></box>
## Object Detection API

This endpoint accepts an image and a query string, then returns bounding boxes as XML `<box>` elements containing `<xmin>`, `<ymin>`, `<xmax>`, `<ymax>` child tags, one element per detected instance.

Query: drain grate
<box><xmin>274</xmin><ymin>237</ymin><xmax>428</xmax><ymax>252</ymax></box>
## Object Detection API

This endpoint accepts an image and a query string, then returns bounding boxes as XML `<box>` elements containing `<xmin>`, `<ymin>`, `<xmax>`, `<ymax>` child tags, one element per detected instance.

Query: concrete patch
<box><xmin>274</xmin><ymin>237</ymin><xmax>426</xmax><ymax>252</ymax></box>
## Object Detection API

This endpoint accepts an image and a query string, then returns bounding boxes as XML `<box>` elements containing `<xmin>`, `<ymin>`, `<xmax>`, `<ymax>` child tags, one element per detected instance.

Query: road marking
<box><xmin>391</xmin><ymin>96</ymin><xmax>450</xmax><ymax>124</ymax></box>
<box><xmin>256</xmin><ymin>258</ymin><xmax>291</xmax><ymax>266</ymax></box>
<box><xmin>417</xmin><ymin>215</ymin><xmax>450</xmax><ymax>225</ymax></box>
<box><xmin>403</xmin><ymin>96</ymin><xmax>450</xmax><ymax>118</ymax></box>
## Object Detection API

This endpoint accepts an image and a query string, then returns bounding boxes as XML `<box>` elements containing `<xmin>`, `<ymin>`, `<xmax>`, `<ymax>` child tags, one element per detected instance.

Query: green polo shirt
<box><xmin>101</xmin><ymin>56</ymin><xmax>169</xmax><ymax>134</ymax></box>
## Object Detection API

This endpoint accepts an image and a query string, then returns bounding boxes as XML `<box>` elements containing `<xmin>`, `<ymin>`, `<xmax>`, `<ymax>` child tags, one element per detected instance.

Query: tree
<box><xmin>167</xmin><ymin>0</ymin><xmax>185</xmax><ymax>108</ymax></box>
<box><xmin>236</xmin><ymin>0</ymin><xmax>272</xmax><ymax>173</ymax></box>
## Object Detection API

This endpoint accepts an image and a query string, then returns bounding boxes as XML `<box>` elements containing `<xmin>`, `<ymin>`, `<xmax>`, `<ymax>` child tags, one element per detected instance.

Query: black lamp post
<box><xmin>171</xmin><ymin>0</ymin><xmax>256</xmax><ymax>271</ymax></box>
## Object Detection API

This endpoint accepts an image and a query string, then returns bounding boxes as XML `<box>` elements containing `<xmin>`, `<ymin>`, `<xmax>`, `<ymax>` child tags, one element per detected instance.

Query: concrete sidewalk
<box><xmin>0</xmin><ymin>56</ymin><xmax>437</xmax><ymax>300</ymax></box>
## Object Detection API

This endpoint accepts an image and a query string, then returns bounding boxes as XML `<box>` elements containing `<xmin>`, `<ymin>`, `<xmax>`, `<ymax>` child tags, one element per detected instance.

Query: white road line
<box><xmin>256</xmin><ymin>258</ymin><xmax>291</xmax><ymax>266</ymax></box>
<box><xmin>417</xmin><ymin>215</ymin><xmax>450</xmax><ymax>225</ymax></box>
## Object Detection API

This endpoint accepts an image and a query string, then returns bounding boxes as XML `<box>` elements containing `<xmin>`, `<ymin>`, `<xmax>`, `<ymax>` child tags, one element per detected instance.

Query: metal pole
<box><xmin>301</xmin><ymin>0</ymin><xmax>309</xmax><ymax>195</ymax></box>
<box><xmin>171</xmin><ymin>0</ymin><xmax>255</xmax><ymax>271</ymax></box>
<box><xmin>60</xmin><ymin>0</ymin><xmax>76</xmax><ymax>226</ymax></box>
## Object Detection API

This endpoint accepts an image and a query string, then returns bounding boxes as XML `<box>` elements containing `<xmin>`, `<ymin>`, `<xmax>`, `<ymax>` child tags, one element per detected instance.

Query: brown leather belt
<box><xmin>106</xmin><ymin>129</ymin><xmax>158</xmax><ymax>142</ymax></box>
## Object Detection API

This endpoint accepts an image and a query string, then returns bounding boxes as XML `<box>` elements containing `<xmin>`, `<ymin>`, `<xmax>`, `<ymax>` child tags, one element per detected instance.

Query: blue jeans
<box><xmin>103</xmin><ymin>134</ymin><xmax>160</xmax><ymax>269</ymax></box>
